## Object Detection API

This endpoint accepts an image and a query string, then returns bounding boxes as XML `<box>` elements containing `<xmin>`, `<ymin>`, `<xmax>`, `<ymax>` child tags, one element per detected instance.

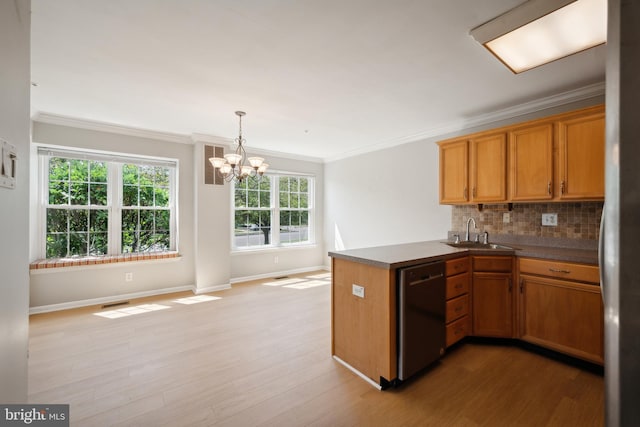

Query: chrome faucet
<box><xmin>465</xmin><ymin>217</ymin><xmax>476</xmax><ymax>242</ymax></box>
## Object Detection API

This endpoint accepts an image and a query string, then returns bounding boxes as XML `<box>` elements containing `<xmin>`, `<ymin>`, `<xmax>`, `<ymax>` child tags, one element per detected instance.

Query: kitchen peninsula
<box><xmin>329</xmin><ymin>238</ymin><xmax>602</xmax><ymax>388</ymax></box>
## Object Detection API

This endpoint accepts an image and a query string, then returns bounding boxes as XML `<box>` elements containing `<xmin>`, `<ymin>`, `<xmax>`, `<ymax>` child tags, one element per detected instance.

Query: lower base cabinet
<box><xmin>472</xmin><ymin>256</ymin><xmax>515</xmax><ymax>338</ymax></box>
<box><xmin>445</xmin><ymin>257</ymin><xmax>471</xmax><ymax>347</ymax></box>
<box><xmin>518</xmin><ymin>258</ymin><xmax>603</xmax><ymax>365</ymax></box>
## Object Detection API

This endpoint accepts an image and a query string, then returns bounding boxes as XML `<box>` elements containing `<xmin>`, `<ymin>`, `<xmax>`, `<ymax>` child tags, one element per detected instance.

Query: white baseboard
<box><xmin>29</xmin><ymin>266</ymin><xmax>330</xmax><ymax>314</ymax></box>
<box><xmin>193</xmin><ymin>283</ymin><xmax>231</xmax><ymax>294</ymax></box>
<box><xmin>29</xmin><ymin>285</ymin><xmax>195</xmax><ymax>314</ymax></box>
<box><xmin>229</xmin><ymin>265</ymin><xmax>329</xmax><ymax>284</ymax></box>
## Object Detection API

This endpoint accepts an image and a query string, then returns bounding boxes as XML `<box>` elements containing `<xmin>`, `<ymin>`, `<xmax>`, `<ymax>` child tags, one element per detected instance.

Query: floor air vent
<box><xmin>101</xmin><ymin>301</ymin><xmax>130</xmax><ymax>309</ymax></box>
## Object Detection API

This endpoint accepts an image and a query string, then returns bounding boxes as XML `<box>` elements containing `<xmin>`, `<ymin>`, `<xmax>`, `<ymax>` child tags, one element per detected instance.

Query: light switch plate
<box><xmin>352</xmin><ymin>284</ymin><xmax>365</xmax><ymax>298</ymax></box>
<box><xmin>542</xmin><ymin>213</ymin><xmax>558</xmax><ymax>226</ymax></box>
<box><xmin>0</xmin><ymin>139</ymin><xmax>17</xmax><ymax>189</ymax></box>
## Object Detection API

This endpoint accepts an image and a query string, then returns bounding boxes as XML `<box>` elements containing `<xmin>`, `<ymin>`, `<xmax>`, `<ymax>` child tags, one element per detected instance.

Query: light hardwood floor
<box><xmin>28</xmin><ymin>271</ymin><xmax>604</xmax><ymax>426</ymax></box>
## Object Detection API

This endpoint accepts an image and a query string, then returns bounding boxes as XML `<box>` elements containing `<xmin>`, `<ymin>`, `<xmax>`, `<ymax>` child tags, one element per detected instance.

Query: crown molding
<box><xmin>243</xmin><ymin>145</ymin><xmax>324</xmax><ymax>164</ymax></box>
<box><xmin>191</xmin><ymin>133</ymin><xmax>323</xmax><ymax>163</ymax></box>
<box><xmin>32</xmin><ymin>113</ymin><xmax>324</xmax><ymax>164</ymax></box>
<box><xmin>324</xmin><ymin>81</ymin><xmax>605</xmax><ymax>163</ymax></box>
<box><xmin>33</xmin><ymin>81</ymin><xmax>605</xmax><ymax>165</ymax></box>
<box><xmin>33</xmin><ymin>112</ymin><xmax>193</xmax><ymax>144</ymax></box>
<box><xmin>190</xmin><ymin>133</ymin><xmax>233</xmax><ymax>145</ymax></box>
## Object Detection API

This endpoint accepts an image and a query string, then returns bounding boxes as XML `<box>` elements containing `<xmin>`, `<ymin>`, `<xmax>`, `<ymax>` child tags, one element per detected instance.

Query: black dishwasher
<box><xmin>398</xmin><ymin>261</ymin><xmax>446</xmax><ymax>381</ymax></box>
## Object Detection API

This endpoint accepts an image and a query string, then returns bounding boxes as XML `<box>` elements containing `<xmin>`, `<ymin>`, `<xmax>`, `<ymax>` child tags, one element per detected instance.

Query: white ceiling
<box><xmin>31</xmin><ymin>0</ymin><xmax>606</xmax><ymax>162</ymax></box>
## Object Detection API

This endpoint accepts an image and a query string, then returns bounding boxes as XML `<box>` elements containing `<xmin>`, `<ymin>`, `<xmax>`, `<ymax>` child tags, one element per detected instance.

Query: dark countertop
<box><xmin>328</xmin><ymin>239</ymin><xmax>598</xmax><ymax>270</ymax></box>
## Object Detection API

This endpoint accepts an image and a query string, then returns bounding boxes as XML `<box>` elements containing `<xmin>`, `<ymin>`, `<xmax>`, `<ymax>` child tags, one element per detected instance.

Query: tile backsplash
<box><xmin>451</xmin><ymin>202</ymin><xmax>603</xmax><ymax>241</ymax></box>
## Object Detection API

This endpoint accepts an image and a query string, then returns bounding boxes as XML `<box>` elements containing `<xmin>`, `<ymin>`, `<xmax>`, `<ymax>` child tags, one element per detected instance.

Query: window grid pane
<box><xmin>233</xmin><ymin>175</ymin><xmax>312</xmax><ymax>249</ymax></box>
<box><xmin>45</xmin><ymin>157</ymin><xmax>111</xmax><ymax>258</ymax></box>
<box><xmin>233</xmin><ymin>208</ymin><xmax>272</xmax><ymax>248</ymax></box>
<box><xmin>43</xmin><ymin>154</ymin><xmax>176</xmax><ymax>259</ymax></box>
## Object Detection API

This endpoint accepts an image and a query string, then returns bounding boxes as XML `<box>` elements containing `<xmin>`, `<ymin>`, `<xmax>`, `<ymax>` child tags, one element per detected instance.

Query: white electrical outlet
<box><xmin>125</xmin><ymin>272</ymin><xmax>133</xmax><ymax>282</ymax></box>
<box><xmin>542</xmin><ymin>213</ymin><xmax>558</xmax><ymax>226</ymax></box>
<box><xmin>503</xmin><ymin>212</ymin><xmax>511</xmax><ymax>223</ymax></box>
<box><xmin>352</xmin><ymin>284</ymin><xmax>365</xmax><ymax>298</ymax></box>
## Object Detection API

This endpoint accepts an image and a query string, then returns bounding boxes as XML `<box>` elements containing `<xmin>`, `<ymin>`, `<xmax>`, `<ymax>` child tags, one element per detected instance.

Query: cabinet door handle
<box><xmin>519</xmin><ymin>278</ymin><xmax>524</xmax><ymax>294</ymax></box>
<box><xmin>560</xmin><ymin>180</ymin><xmax>566</xmax><ymax>194</ymax></box>
<box><xmin>547</xmin><ymin>181</ymin><xmax>552</xmax><ymax>195</ymax></box>
<box><xmin>549</xmin><ymin>268</ymin><xmax>571</xmax><ymax>274</ymax></box>
<box><xmin>464</xmin><ymin>187</ymin><xmax>468</xmax><ymax>199</ymax></box>
<box><xmin>508</xmin><ymin>277</ymin><xmax>512</xmax><ymax>292</ymax></box>
<box><xmin>473</xmin><ymin>187</ymin><xmax>477</xmax><ymax>198</ymax></box>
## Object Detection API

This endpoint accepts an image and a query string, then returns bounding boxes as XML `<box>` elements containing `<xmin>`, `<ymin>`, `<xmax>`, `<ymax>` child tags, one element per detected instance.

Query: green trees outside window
<box><xmin>279</xmin><ymin>176</ymin><xmax>310</xmax><ymax>244</ymax></box>
<box><xmin>46</xmin><ymin>158</ymin><xmax>109</xmax><ymax>258</ymax></box>
<box><xmin>42</xmin><ymin>153</ymin><xmax>176</xmax><ymax>259</ymax></box>
<box><xmin>233</xmin><ymin>174</ymin><xmax>312</xmax><ymax>249</ymax></box>
<box><xmin>234</xmin><ymin>177</ymin><xmax>272</xmax><ymax>246</ymax></box>
<box><xmin>121</xmin><ymin>164</ymin><xmax>171</xmax><ymax>253</ymax></box>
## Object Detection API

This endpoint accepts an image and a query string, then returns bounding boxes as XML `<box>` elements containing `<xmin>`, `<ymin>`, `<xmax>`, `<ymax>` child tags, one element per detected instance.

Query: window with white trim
<box><xmin>38</xmin><ymin>147</ymin><xmax>177</xmax><ymax>259</ymax></box>
<box><xmin>232</xmin><ymin>173</ymin><xmax>314</xmax><ymax>250</ymax></box>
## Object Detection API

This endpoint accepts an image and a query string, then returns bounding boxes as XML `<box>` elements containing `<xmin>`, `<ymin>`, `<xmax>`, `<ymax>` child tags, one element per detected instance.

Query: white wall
<box><xmin>323</xmin><ymin>97</ymin><xmax>608</xmax><ymax>265</ymax></box>
<box><xmin>30</xmin><ymin>122</ymin><xmax>196</xmax><ymax>308</ymax></box>
<box><xmin>0</xmin><ymin>0</ymin><xmax>30</xmax><ymax>403</ymax></box>
<box><xmin>229</xmin><ymin>154</ymin><xmax>326</xmax><ymax>280</ymax></box>
<box><xmin>324</xmin><ymin>138</ymin><xmax>451</xmax><ymax>260</ymax></box>
<box><xmin>29</xmin><ymin>122</ymin><xmax>325</xmax><ymax>308</ymax></box>
<box><xmin>192</xmin><ymin>138</ymin><xmax>232</xmax><ymax>292</ymax></box>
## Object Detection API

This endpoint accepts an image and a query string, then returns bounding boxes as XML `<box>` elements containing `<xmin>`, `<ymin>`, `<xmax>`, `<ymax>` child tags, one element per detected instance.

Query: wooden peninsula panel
<box><xmin>331</xmin><ymin>257</ymin><xmax>396</xmax><ymax>384</ymax></box>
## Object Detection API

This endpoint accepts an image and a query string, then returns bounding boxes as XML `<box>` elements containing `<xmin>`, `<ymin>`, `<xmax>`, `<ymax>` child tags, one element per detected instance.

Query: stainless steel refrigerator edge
<box><xmin>604</xmin><ymin>1</ymin><xmax>640</xmax><ymax>425</ymax></box>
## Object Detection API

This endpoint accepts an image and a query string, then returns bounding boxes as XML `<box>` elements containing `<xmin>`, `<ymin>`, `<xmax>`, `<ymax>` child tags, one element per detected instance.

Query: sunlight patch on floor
<box><xmin>173</xmin><ymin>295</ymin><xmax>221</xmax><ymax>305</ymax></box>
<box><xmin>263</xmin><ymin>274</ymin><xmax>330</xmax><ymax>290</ymax></box>
<box><xmin>283</xmin><ymin>280</ymin><xmax>329</xmax><ymax>290</ymax></box>
<box><xmin>305</xmin><ymin>272</ymin><xmax>331</xmax><ymax>280</ymax></box>
<box><xmin>93</xmin><ymin>304</ymin><xmax>171</xmax><ymax>319</ymax></box>
<box><xmin>262</xmin><ymin>278</ymin><xmax>306</xmax><ymax>287</ymax></box>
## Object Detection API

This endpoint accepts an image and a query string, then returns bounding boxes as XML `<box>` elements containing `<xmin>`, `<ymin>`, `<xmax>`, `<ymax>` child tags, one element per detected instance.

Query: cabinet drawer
<box><xmin>446</xmin><ymin>315</ymin><xmax>469</xmax><ymax>347</ymax></box>
<box><xmin>446</xmin><ymin>273</ymin><xmax>470</xmax><ymax>299</ymax></box>
<box><xmin>446</xmin><ymin>256</ymin><xmax>469</xmax><ymax>276</ymax></box>
<box><xmin>519</xmin><ymin>257</ymin><xmax>599</xmax><ymax>283</ymax></box>
<box><xmin>473</xmin><ymin>256</ymin><xmax>513</xmax><ymax>272</ymax></box>
<box><xmin>446</xmin><ymin>294</ymin><xmax>469</xmax><ymax>323</ymax></box>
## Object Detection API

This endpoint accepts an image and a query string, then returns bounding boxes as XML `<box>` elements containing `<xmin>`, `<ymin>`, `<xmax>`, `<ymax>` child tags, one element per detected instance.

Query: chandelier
<box><xmin>208</xmin><ymin>111</ymin><xmax>269</xmax><ymax>183</ymax></box>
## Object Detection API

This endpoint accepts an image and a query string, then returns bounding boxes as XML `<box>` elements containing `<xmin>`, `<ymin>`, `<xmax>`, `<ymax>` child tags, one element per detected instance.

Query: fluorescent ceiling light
<box><xmin>470</xmin><ymin>0</ymin><xmax>607</xmax><ymax>73</ymax></box>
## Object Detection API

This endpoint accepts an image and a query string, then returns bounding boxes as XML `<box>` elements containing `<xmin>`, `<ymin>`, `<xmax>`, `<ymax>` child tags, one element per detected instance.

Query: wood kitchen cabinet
<box><xmin>445</xmin><ymin>256</ymin><xmax>470</xmax><ymax>347</ymax></box>
<box><xmin>557</xmin><ymin>110</ymin><xmax>605</xmax><ymax>200</ymax></box>
<box><xmin>508</xmin><ymin>123</ymin><xmax>553</xmax><ymax>201</ymax></box>
<box><xmin>469</xmin><ymin>133</ymin><xmax>507</xmax><ymax>203</ymax></box>
<box><xmin>438</xmin><ymin>133</ymin><xmax>507</xmax><ymax>205</ymax></box>
<box><xmin>331</xmin><ymin>257</ymin><xmax>397</xmax><ymax>384</ymax></box>
<box><xmin>439</xmin><ymin>139</ymin><xmax>468</xmax><ymax>204</ymax></box>
<box><xmin>518</xmin><ymin>258</ymin><xmax>603</xmax><ymax>365</ymax></box>
<box><xmin>472</xmin><ymin>256</ymin><xmax>514</xmax><ymax>338</ymax></box>
<box><xmin>437</xmin><ymin>104</ymin><xmax>604</xmax><ymax>204</ymax></box>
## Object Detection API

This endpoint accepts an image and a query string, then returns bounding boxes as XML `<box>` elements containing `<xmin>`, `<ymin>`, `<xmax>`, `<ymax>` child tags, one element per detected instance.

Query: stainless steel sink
<box><xmin>444</xmin><ymin>242</ymin><xmax>516</xmax><ymax>250</ymax></box>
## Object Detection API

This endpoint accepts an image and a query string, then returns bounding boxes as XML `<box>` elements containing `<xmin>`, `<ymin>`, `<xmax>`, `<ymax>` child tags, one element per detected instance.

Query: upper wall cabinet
<box><xmin>437</xmin><ymin>105</ymin><xmax>604</xmax><ymax>205</ymax></box>
<box><xmin>557</xmin><ymin>110</ymin><xmax>605</xmax><ymax>200</ymax></box>
<box><xmin>509</xmin><ymin>124</ymin><xmax>553</xmax><ymax>201</ymax></box>
<box><xmin>439</xmin><ymin>139</ymin><xmax>469</xmax><ymax>204</ymax></box>
<box><xmin>469</xmin><ymin>133</ymin><xmax>507</xmax><ymax>203</ymax></box>
<box><xmin>439</xmin><ymin>133</ymin><xmax>507</xmax><ymax>204</ymax></box>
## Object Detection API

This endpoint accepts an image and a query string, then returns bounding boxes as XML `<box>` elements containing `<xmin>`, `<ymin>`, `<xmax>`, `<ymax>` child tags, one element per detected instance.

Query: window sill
<box><xmin>29</xmin><ymin>252</ymin><xmax>180</xmax><ymax>271</ymax></box>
